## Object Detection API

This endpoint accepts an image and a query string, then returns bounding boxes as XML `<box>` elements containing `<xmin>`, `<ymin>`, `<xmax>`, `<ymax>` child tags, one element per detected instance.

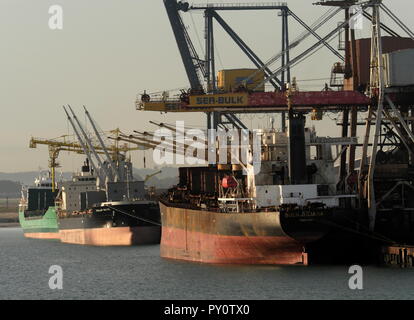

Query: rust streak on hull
<box><xmin>161</xmin><ymin>226</ymin><xmax>307</xmax><ymax>265</ymax></box>
<box><xmin>159</xmin><ymin>202</ymin><xmax>307</xmax><ymax>265</ymax></box>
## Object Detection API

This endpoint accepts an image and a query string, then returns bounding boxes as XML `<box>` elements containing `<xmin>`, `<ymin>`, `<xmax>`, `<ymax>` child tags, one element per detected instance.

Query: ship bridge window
<box><xmin>80</xmin><ymin>177</ymin><xmax>94</xmax><ymax>182</ymax></box>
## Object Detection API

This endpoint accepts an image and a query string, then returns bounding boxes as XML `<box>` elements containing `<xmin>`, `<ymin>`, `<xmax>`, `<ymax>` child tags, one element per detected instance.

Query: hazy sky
<box><xmin>0</xmin><ymin>0</ymin><xmax>412</xmax><ymax>173</ymax></box>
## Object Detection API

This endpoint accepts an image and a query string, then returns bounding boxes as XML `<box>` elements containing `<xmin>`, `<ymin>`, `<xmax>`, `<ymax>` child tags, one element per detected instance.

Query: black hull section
<box><xmin>305</xmin><ymin>208</ymin><xmax>379</xmax><ymax>265</ymax></box>
<box><xmin>58</xmin><ymin>202</ymin><xmax>161</xmax><ymax>246</ymax></box>
<box><xmin>281</xmin><ymin>206</ymin><xmax>385</xmax><ymax>264</ymax></box>
<box><xmin>375</xmin><ymin>209</ymin><xmax>414</xmax><ymax>245</ymax></box>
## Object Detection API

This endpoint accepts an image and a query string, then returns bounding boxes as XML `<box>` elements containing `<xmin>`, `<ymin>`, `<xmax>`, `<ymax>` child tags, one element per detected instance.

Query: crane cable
<box><xmin>106</xmin><ymin>204</ymin><xmax>161</xmax><ymax>226</ymax></box>
<box><xmin>380</xmin><ymin>3</ymin><xmax>414</xmax><ymax>40</ymax></box>
<box><xmin>189</xmin><ymin>11</ymin><xmax>205</xmax><ymax>57</ymax></box>
<box><xmin>256</xmin><ymin>16</ymin><xmax>348</xmax><ymax>90</ymax></box>
<box><xmin>244</xmin><ymin>7</ymin><xmax>341</xmax><ymax>84</ymax></box>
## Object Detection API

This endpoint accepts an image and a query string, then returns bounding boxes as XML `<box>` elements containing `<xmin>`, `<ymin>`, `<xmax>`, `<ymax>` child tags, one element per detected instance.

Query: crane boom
<box><xmin>83</xmin><ymin>106</ymin><xmax>119</xmax><ymax>181</ymax></box>
<box><xmin>67</xmin><ymin>105</ymin><xmax>111</xmax><ymax>183</ymax></box>
<box><xmin>163</xmin><ymin>0</ymin><xmax>203</xmax><ymax>90</ymax></box>
<box><xmin>63</xmin><ymin>106</ymin><xmax>100</xmax><ymax>178</ymax></box>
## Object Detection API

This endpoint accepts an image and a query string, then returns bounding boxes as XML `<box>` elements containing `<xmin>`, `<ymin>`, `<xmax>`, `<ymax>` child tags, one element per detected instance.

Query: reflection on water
<box><xmin>0</xmin><ymin>228</ymin><xmax>413</xmax><ymax>300</ymax></box>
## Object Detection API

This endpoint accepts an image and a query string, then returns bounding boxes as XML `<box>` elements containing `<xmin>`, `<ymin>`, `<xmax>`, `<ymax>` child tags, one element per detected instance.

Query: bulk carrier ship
<box><xmin>25</xmin><ymin>106</ymin><xmax>161</xmax><ymax>246</ymax></box>
<box><xmin>135</xmin><ymin>0</ymin><xmax>414</xmax><ymax>266</ymax></box>
<box><xmin>53</xmin><ymin>106</ymin><xmax>161</xmax><ymax>246</ymax></box>
<box><xmin>158</xmin><ymin>121</ymin><xmax>360</xmax><ymax>265</ymax></box>
<box><xmin>55</xmin><ymin>158</ymin><xmax>161</xmax><ymax>246</ymax></box>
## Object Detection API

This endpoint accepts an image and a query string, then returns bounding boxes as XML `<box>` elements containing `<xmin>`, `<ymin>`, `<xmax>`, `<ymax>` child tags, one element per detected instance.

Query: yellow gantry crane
<box><xmin>30</xmin><ymin>105</ymin><xmax>145</xmax><ymax>192</ymax></box>
<box><xmin>30</xmin><ymin>136</ymin><xmax>87</xmax><ymax>192</ymax></box>
<box><xmin>29</xmin><ymin>132</ymin><xmax>140</xmax><ymax>192</ymax></box>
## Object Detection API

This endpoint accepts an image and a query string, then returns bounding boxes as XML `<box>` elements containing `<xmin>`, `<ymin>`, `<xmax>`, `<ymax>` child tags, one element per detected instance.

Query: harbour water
<box><xmin>0</xmin><ymin>228</ymin><xmax>413</xmax><ymax>300</ymax></box>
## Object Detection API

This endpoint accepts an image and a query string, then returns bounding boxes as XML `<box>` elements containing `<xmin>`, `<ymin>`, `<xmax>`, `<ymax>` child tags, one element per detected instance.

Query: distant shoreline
<box><xmin>0</xmin><ymin>212</ymin><xmax>19</xmax><ymax>227</ymax></box>
<box><xmin>0</xmin><ymin>222</ymin><xmax>19</xmax><ymax>228</ymax></box>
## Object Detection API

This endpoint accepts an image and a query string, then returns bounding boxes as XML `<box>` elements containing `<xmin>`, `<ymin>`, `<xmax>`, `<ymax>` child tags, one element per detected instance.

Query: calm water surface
<box><xmin>0</xmin><ymin>228</ymin><xmax>413</xmax><ymax>300</ymax></box>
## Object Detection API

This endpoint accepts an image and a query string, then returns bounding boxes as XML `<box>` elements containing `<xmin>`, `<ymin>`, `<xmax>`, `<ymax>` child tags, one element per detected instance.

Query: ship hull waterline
<box><xmin>159</xmin><ymin>202</ymin><xmax>314</xmax><ymax>265</ymax></box>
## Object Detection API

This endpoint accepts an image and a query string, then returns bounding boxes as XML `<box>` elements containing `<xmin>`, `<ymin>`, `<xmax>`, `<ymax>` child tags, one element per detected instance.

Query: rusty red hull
<box><xmin>159</xmin><ymin>202</ymin><xmax>310</xmax><ymax>265</ymax></box>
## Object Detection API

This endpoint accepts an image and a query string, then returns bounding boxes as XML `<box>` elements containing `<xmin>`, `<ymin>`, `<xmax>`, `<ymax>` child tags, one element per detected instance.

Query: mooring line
<box><xmin>106</xmin><ymin>205</ymin><xmax>161</xmax><ymax>227</ymax></box>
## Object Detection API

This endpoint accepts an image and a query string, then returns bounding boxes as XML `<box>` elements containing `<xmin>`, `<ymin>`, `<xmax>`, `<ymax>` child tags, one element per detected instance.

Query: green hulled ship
<box><xmin>18</xmin><ymin>174</ymin><xmax>60</xmax><ymax>239</ymax></box>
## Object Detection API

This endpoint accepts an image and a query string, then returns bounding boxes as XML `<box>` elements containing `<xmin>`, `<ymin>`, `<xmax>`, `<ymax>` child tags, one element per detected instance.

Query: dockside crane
<box><xmin>64</xmin><ymin>106</ymin><xmax>144</xmax><ymax>185</ymax></box>
<box><xmin>163</xmin><ymin>0</ymin><xmax>204</xmax><ymax>92</ymax></box>
<box><xmin>147</xmin><ymin>1</ymin><xmax>351</xmax><ymax>131</ymax></box>
<box><xmin>63</xmin><ymin>105</ymin><xmax>101</xmax><ymax>181</ymax></box>
<box><xmin>66</xmin><ymin>105</ymin><xmax>111</xmax><ymax>185</ymax></box>
<box><xmin>83</xmin><ymin>106</ymin><xmax>120</xmax><ymax>181</ymax></box>
<box><xmin>29</xmin><ymin>137</ymin><xmax>99</xmax><ymax>192</ymax></box>
<box><xmin>30</xmin><ymin>124</ymin><xmax>140</xmax><ymax>192</ymax></box>
<box><xmin>140</xmin><ymin>0</ymin><xmax>414</xmax><ymax>226</ymax></box>
<box><xmin>112</xmin><ymin>131</ymin><xmax>208</xmax><ymax>160</ymax></box>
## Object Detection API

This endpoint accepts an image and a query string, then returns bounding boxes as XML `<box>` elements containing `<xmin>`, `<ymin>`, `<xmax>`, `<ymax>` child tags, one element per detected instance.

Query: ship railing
<box><xmin>192</xmin><ymin>2</ymin><xmax>288</xmax><ymax>9</ymax></box>
<box><xmin>143</xmin><ymin>98</ymin><xmax>181</xmax><ymax>103</ymax></box>
<box><xmin>218</xmin><ymin>197</ymin><xmax>256</xmax><ymax>213</ymax></box>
